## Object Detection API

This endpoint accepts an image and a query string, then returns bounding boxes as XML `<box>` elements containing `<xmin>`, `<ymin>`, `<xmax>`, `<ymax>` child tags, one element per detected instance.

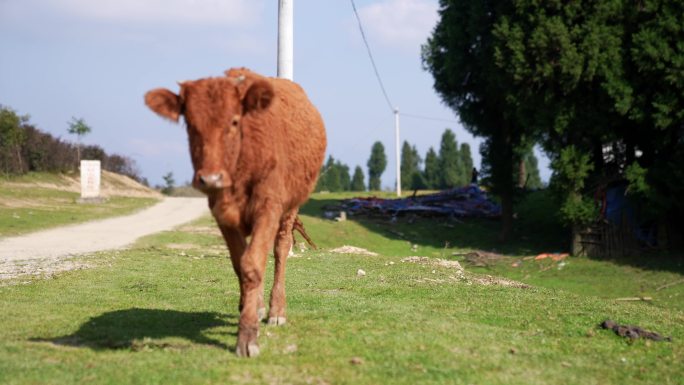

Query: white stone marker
<box><xmin>80</xmin><ymin>160</ymin><xmax>101</xmax><ymax>199</ymax></box>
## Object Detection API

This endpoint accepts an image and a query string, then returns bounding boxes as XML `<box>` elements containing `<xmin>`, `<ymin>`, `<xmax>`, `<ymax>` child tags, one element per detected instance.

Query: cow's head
<box><xmin>145</xmin><ymin>75</ymin><xmax>274</xmax><ymax>192</ymax></box>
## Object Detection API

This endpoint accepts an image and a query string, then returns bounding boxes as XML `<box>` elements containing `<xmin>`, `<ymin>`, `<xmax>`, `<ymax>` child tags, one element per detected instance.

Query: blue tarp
<box><xmin>330</xmin><ymin>185</ymin><xmax>501</xmax><ymax>219</ymax></box>
<box><xmin>604</xmin><ymin>185</ymin><xmax>657</xmax><ymax>246</ymax></box>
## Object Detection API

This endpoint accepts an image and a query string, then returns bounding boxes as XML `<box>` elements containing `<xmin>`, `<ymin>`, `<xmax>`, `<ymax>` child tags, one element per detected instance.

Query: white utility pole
<box><xmin>277</xmin><ymin>0</ymin><xmax>294</xmax><ymax>80</ymax></box>
<box><xmin>394</xmin><ymin>108</ymin><xmax>401</xmax><ymax>197</ymax></box>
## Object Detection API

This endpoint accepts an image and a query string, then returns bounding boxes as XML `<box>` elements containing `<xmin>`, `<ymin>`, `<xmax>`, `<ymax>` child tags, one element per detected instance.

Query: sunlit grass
<box><xmin>0</xmin><ymin>191</ymin><xmax>681</xmax><ymax>384</ymax></box>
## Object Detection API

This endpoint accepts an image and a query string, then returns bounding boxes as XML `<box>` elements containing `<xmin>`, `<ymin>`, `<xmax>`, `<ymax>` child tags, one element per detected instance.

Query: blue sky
<box><xmin>0</xmin><ymin>0</ymin><xmax>550</xmax><ymax>188</ymax></box>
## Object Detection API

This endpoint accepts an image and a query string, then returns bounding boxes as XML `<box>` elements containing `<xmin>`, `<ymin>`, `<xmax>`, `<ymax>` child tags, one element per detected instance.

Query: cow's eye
<box><xmin>231</xmin><ymin>115</ymin><xmax>240</xmax><ymax>127</ymax></box>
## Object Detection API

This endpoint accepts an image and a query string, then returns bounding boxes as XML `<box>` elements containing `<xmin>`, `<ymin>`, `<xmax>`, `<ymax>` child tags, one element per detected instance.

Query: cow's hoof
<box><xmin>235</xmin><ymin>342</ymin><xmax>260</xmax><ymax>358</ymax></box>
<box><xmin>236</xmin><ymin>324</ymin><xmax>260</xmax><ymax>357</ymax></box>
<box><xmin>257</xmin><ymin>307</ymin><xmax>267</xmax><ymax>321</ymax></box>
<box><xmin>267</xmin><ymin>316</ymin><xmax>287</xmax><ymax>326</ymax></box>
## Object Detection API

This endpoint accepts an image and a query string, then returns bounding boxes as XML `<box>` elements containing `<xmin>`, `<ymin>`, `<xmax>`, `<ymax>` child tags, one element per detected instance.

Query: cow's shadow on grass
<box><xmin>32</xmin><ymin>308</ymin><xmax>237</xmax><ymax>351</ymax></box>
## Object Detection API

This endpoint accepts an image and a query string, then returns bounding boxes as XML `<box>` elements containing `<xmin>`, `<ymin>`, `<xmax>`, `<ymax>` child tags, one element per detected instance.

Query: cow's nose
<box><xmin>198</xmin><ymin>173</ymin><xmax>223</xmax><ymax>187</ymax></box>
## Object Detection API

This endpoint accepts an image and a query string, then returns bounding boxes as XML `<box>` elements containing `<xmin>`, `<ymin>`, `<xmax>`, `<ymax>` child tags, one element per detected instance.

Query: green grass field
<box><xmin>0</xmin><ymin>191</ymin><xmax>682</xmax><ymax>384</ymax></box>
<box><xmin>0</xmin><ymin>172</ymin><xmax>159</xmax><ymax>236</ymax></box>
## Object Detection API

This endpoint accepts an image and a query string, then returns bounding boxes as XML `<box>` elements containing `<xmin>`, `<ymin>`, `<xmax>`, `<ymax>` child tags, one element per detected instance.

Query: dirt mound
<box><xmin>401</xmin><ymin>256</ymin><xmax>463</xmax><ymax>270</ymax></box>
<box><xmin>6</xmin><ymin>171</ymin><xmax>161</xmax><ymax>198</ymax></box>
<box><xmin>98</xmin><ymin>171</ymin><xmax>161</xmax><ymax>198</ymax></box>
<box><xmin>330</xmin><ymin>246</ymin><xmax>379</xmax><ymax>256</ymax></box>
<box><xmin>401</xmin><ymin>256</ymin><xmax>530</xmax><ymax>289</ymax></box>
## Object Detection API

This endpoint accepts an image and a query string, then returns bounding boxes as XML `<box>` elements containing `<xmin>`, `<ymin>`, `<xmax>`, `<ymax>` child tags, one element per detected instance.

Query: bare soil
<box><xmin>401</xmin><ymin>255</ymin><xmax>531</xmax><ymax>288</ymax></box>
<box><xmin>330</xmin><ymin>245</ymin><xmax>379</xmax><ymax>256</ymax></box>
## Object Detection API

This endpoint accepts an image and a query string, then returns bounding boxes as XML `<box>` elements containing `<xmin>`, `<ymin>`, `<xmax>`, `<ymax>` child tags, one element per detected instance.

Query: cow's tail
<box><xmin>292</xmin><ymin>216</ymin><xmax>318</xmax><ymax>250</ymax></box>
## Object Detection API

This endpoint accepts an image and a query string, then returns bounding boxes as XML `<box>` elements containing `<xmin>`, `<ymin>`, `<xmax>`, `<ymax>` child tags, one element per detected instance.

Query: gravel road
<box><xmin>0</xmin><ymin>197</ymin><xmax>209</xmax><ymax>279</ymax></box>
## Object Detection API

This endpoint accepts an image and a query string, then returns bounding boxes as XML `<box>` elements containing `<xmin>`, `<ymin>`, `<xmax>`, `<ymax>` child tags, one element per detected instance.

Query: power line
<box><xmin>349</xmin><ymin>0</ymin><xmax>460</xmax><ymax>125</ymax></box>
<box><xmin>350</xmin><ymin>0</ymin><xmax>394</xmax><ymax>112</ymax></box>
<box><xmin>349</xmin><ymin>0</ymin><xmax>461</xmax><ymax>197</ymax></box>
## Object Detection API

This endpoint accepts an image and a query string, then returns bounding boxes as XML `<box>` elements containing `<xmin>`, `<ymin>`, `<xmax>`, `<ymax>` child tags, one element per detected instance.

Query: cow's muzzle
<box><xmin>196</xmin><ymin>172</ymin><xmax>225</xmax><ymax>190</ymax></box>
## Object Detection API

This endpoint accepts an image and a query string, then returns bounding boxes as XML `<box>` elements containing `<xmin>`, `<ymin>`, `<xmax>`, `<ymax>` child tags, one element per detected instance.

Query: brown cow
<box><xmin>145</xmin><ymin>67</ymin><xmax>326</xmax><ymax>357</ymax></box>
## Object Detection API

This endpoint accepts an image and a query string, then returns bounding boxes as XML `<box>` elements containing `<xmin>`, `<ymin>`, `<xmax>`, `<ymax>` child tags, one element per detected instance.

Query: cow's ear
<box><xmin>242</xmin><ymin>80</ymin><xmax>274</xmax><ymax>114</ymax></box>
<box><xmin>145</xmin><ymin>88</ymin><xmax>182</xmax><ymax>122</ymax></box>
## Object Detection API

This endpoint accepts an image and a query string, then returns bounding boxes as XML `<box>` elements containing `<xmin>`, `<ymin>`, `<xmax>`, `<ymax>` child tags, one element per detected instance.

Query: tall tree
<box><xmin>621</xmin><ymin>0</ymin><xmax>684</xmax><ymax>223</ymax></box>
<box><xmin>513</xmin><ymin>145</ymin><xmax>544</xmax><ymax>189</ymax></box>
<box><xmin>488</xmin><ymin>0</ymin><xmax>684</xmax><ymax>233</ymax></box>
<box><xmin>491</xmin><ymin>0</ymin><xmax>626</xmax><ymax>186</ymax></box>
<box><xmin>423</xmin><ymin>147</ymin><xmax>440</xmax><ymax>189</ymax></box>
<box><xmin>425</xmin><ymin>0</ymin><xmax>684</xmax><ymax>246</ymax></box>
<box><xmin>423</xmin><ymin>1</ymin><xmax>543</xmax><ymax>240</ymax></box>
<box><xmin>400</xmin><ymin>141</ymin><xmax>422</xmax><ymax>191</ymax></box>
<box><xmin>460</xmin><ymin>142</ymin><xmax>474</xmax><ymax>184</ymax></box>
<box><xmin>316</xmin><ymin>155</ymin><xmax>349</xmax><ymax>192</ymax></box>
<box><xmin>337</xmin><ymin>161</ymin><xmax>351</xmax><ymax>191</ymax></box>
<box><xmin>437</xmin><ymin>129</ymin><xmax>463</xmax><ymax>188</ymax></box>
<box><xmin>409</xmin><ymin>144</ymin><xmax>425</xmax><ymax>190</ymax></box>
<box><xmin>67</xmin><ymin>117</ymin><xmax>92</xmax><ymax>164</ymax></box>
<box><xmin>367</xmin><ymin>141</ymin><xmax>387</xmax><ymax>191</ymax></box>
<box><xmin>523</xmin><ymin>149</ymin><xmax>543</xmax><ymax>189</ymax></box>
<box><xmin>351</xmin><ymin>166</ymin><xmax>366</xmax><ymax>191</ymax></box>
<box><xmin>161</xmin><ymin>171</ymin><xmax>175</xmax><ymax>195</ymax></box>
<box><xmin>315</xmin><ymin>156</ymin><xmax>335</xmax><ymax>192</ymax></box>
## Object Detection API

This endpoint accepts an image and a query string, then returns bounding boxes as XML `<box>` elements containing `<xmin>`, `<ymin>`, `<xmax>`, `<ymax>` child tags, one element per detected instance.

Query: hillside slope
<box><xmin>0</xmin><ymin>172</ymin><xmax>161</xmax><ymax>236</ymax></box>
<box><xmin>2</xmin><ymin>171</ymin><xmax>161</xmax><ymax>199</ymax></box>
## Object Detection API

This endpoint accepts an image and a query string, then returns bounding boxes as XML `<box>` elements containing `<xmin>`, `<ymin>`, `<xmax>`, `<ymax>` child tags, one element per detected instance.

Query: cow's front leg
<box><xmin>268</xmin><ymin>209</ymin><xmax>297</xmax><ymax>326</ymax></box>
<box><xmin>235</xmin><ymin>211</ymin><xmax>280</xmax><ymax>358</ymax></box>
<box><xmin>217</xmin><ymin>225</ymin><xmax>250</xmax><ymax>311</ymax></box>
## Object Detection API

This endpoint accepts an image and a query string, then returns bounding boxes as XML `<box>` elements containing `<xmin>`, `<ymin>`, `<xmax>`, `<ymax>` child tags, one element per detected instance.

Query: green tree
<box><xmin>489</xmin><ymin>0</ymin><xmax>684</xmax><ymax>230</ymax></box>
<box><xmin>523</xmin><ymin>149</ymin><xmax>543</xmax><ymax>189</ymax></box>
<box><xmin>460</xmin><ymin>143</ymin><xmax>474</xmax><ymax>184</ymax></box>
<box><xmin>351</xmin><ymin>166</ymin><xmax>366</xmax><ymax>191</ymax></box>
<box><xmin>551</xmin><ymin>146</ymin><xmax>596</xmax><ymax>225</ymax></box>
<box><xmin>367</xmin><ymin>141</ymin><xmax>387</xmax><ymax>191</ymax></box>
<box><xmin>437</xmin><ymin>129</ymin><xmax>464</xmax><ymax>188</ymax></box>
<box><xmin>317</xmin><ymin>156</ymin><xmax>340</xmax><ymax>192</ymax></box>
<box><xmin>315</xmin><ymin>156</ymin><xmax>353</xmax><ymax>192</ymax></box>
<box><xmin>0</xmin><ymin>106</ymin><xmax>27</xmax><ymax>174</ymax></box>
<box><xmin>67</xmin><ymin>117</ymin><xmax>92</xmax><ymax>163</ymax></box>
<box><xmin>400</xmin><ymin>141</ymin><xmax>422</xmax><ymax>191</ymax></box>
<box><xmin>426</xmin><ymin>0</ymin><xmax>684</xmax><ymax>245</ymax></box>
<box><xmin>423</xmin><ymin>1</ymin><xmax>558</xmax><ymax>240</ymax></box>
<box><xmin>622</xmin><ymin>0</ymin><xmax>684</xmax><ymax>222</ymax></box>
<box><xmin>161</xmin><ymin>171</ymin><xmax>175</xmax><ymax>195</ymax></box>
<box><xmin>491</xmin><ymin>0</ymin><xmax>625</xmax><ymax>194</ymax></box>
<box><xmin>512</xmin><ymin>145</ymin><xmax>543</xmax><ymax>189</ymax></box>
<box><xmin>409</xmin><ymin>146</ymin><xmax>424</xmax><ymax>190</ymax></box>
<box><xmin>423</xmin><ymin>147</ymin><xmax>440</xmax><ymax>189</ymax></box>
<box><xmin>337</xmin><ymin>161</ymin><xmax>351</xmax><ymax>191</ymax></box>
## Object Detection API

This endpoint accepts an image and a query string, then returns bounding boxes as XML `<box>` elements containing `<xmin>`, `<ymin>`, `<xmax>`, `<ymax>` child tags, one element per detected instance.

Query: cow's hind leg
<box><xmin>268</xmin><ymin>209</ymin><xmax>297</xmax><ymax>326</ymax></box>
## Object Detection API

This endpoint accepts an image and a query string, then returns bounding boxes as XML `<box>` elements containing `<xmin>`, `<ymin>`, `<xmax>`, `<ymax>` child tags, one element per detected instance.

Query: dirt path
<box><xmin>0</xmin><ymin>197</ymin><xmax>209</xmax><ymax>280</ymax></box>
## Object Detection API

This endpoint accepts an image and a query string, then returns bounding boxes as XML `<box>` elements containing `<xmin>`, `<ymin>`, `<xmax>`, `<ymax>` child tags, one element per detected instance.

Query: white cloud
<box><xmin>45</xmin><ymin>0</ymin><xmax>264</xmax><ymax>26</ymax></box>
<box><xmin>358</xmin><ymin>0</ymin><xmax>438</xmax><ymax>49</ymax></box>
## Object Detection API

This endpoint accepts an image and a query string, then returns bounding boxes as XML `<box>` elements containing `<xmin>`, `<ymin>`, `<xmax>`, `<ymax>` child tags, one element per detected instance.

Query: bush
<box><xmin>1</xmin><ymin>105</ymin><xmax>144</xmax><ymax>182</ymax></box>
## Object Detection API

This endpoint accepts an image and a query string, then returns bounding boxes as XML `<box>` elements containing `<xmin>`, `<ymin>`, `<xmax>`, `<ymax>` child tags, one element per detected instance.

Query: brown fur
<box><xmin>145</xmin><ymin>67</ymin><xmax>326</xmax><ymax>357</ymax></box>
